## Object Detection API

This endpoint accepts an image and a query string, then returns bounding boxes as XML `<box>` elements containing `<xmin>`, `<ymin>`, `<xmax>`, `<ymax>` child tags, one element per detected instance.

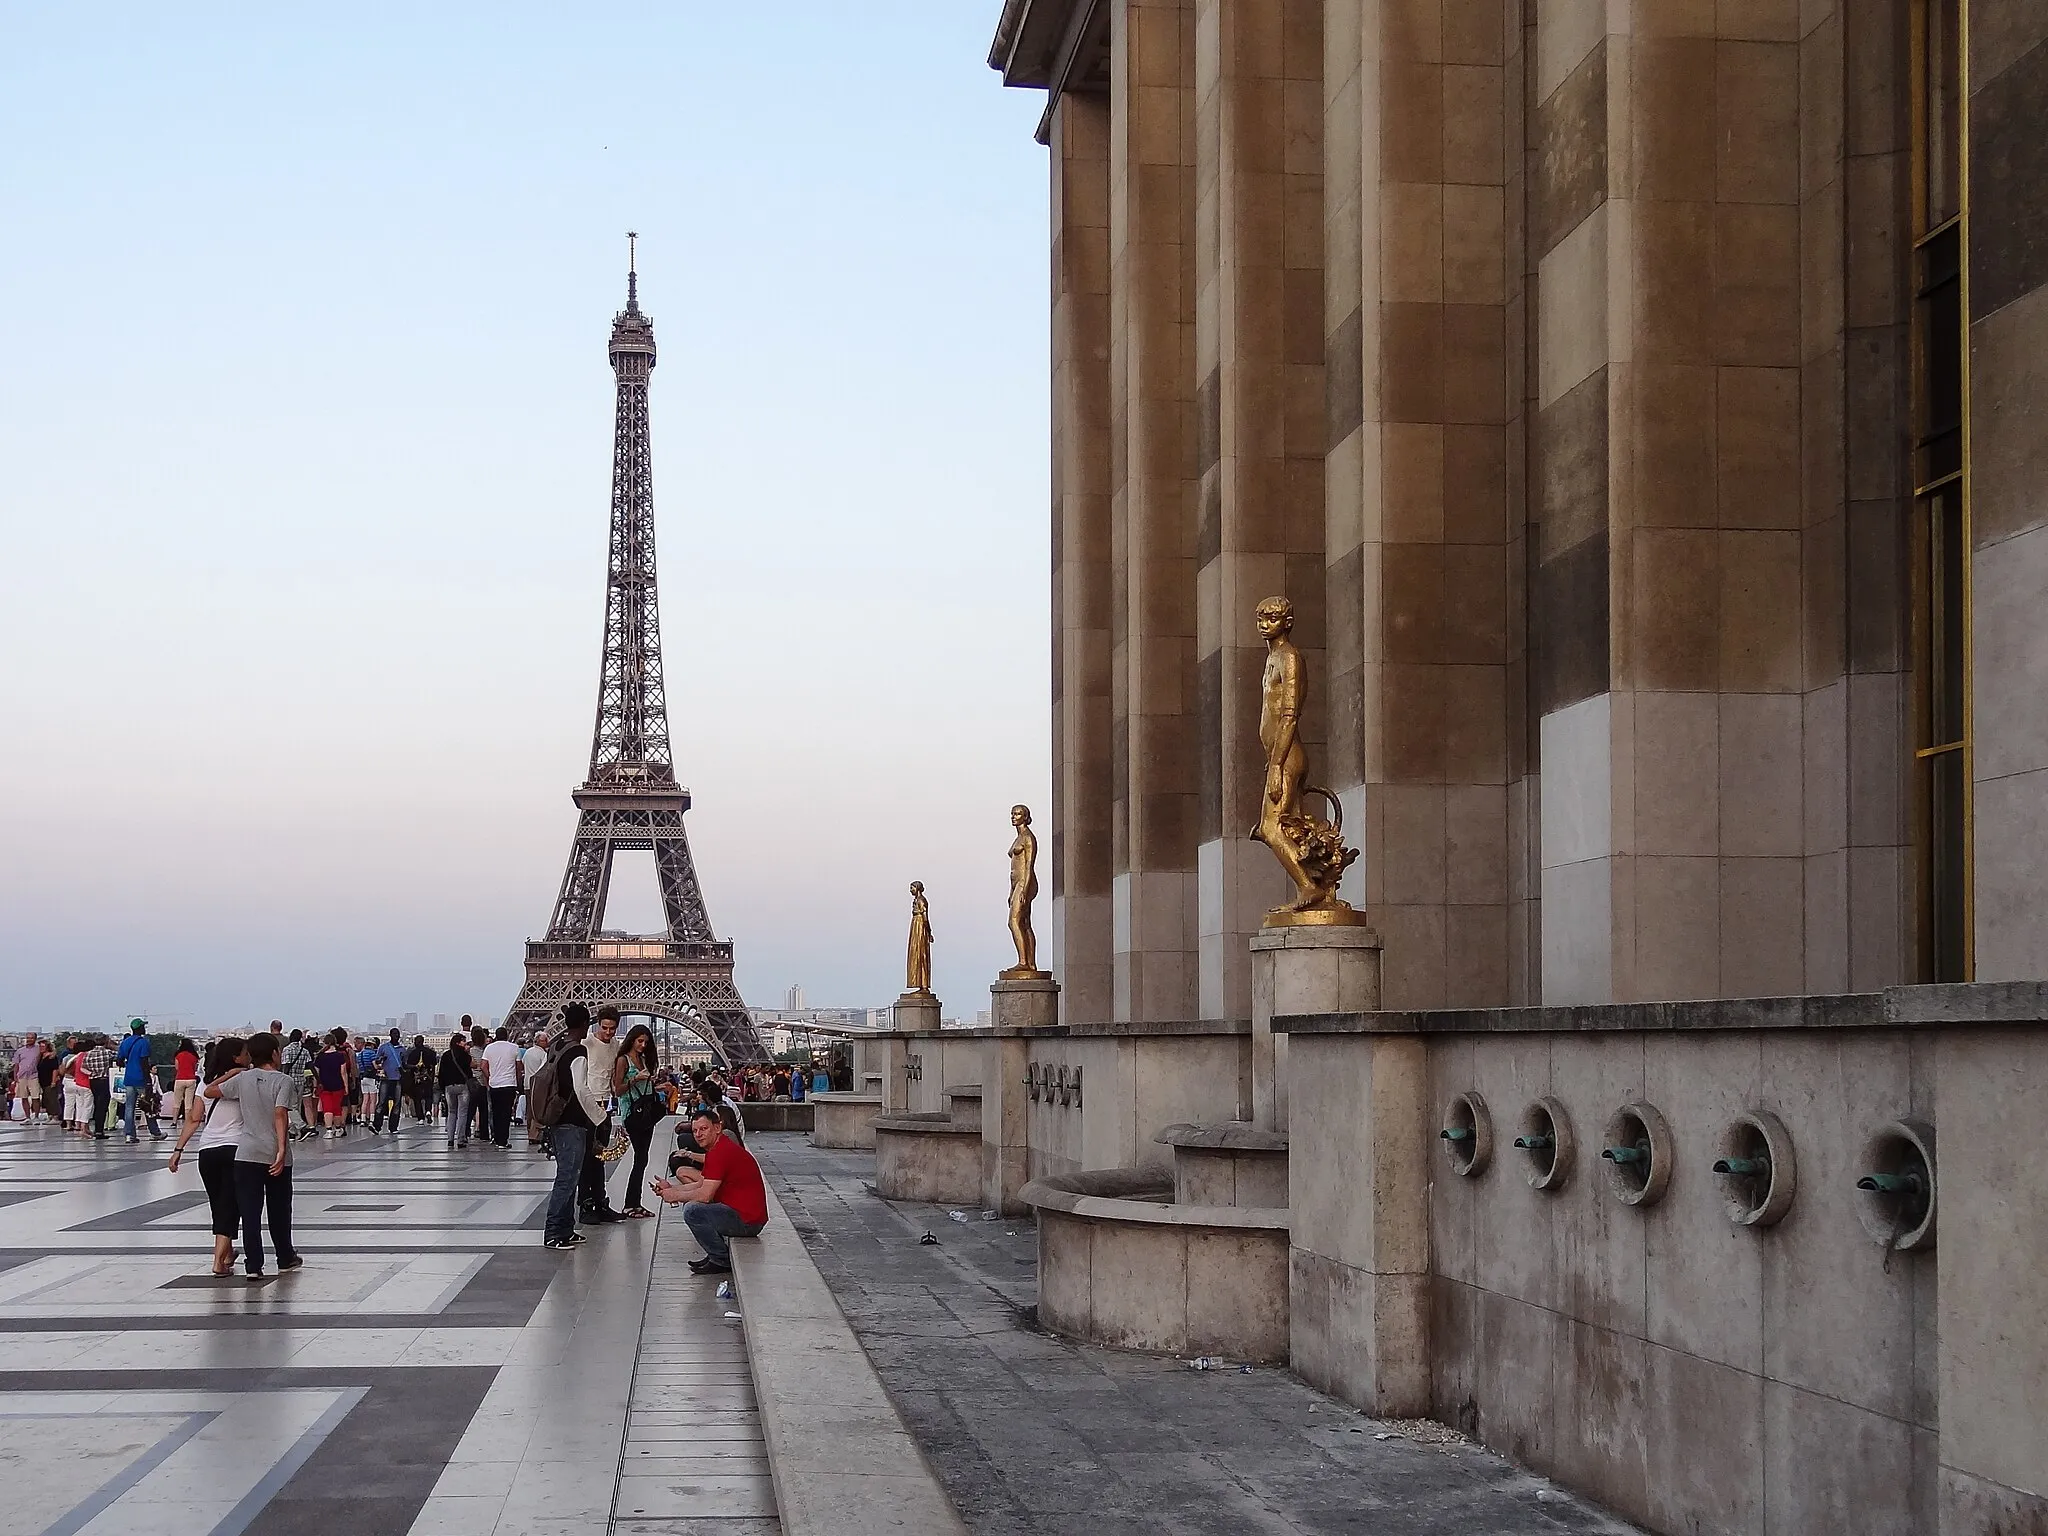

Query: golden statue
<box><xmin>904</xmin><ymin>881</ymin><xmax>934</xmax><ymax>996</ymax></box>
<box><xmin>1001</xmin><ymin>805</ymin><xmax>1050</xmax><ymax>979</ymax></box>
<box><xmin>1250</xmin><ymin>596</ymin><xmax>1365</xmax><ymax>926</ymax></box>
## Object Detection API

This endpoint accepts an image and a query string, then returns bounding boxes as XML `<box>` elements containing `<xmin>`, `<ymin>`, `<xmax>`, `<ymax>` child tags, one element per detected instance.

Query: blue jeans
<box><xmin>121</xmin><ymin>1085</ymin><xmax>161</xmax><ymax>1140</ymax></box>
<box><xmin>375</xmin><ymin>1079</ymin><xmax>401</xmax><ymax>1131</ymax></box>
<box><xmin>682</xmin><ymin>1201</ymin><xmax>762</xmax><ymax>1264</ymax></box>
<box><xmin>546</xmin><ymin>1122</ymin><xmax>588</xmax><ymax>1242</ymax></box>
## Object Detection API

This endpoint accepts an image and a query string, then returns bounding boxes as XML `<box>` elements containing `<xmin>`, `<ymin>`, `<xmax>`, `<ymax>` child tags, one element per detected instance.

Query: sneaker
<box><xmin>561</xmin><ymin>1231</ymin><xmax>586</xmax><ymax>1246</ymax></box>
<box><xmin>277</xmin><ymin>1256</ymin><xmax>304</xmax><ymax>1273</ymax></box>
<box><xmin>688</xmin><ymin>1257</ymin><xmax>731</xmax><ymax>1275</ymax></box>
<box><xmin>544</xmin><ymin>1237</ymin><xmax>573</xmax><ymax>1250</ymax></box>
<box><xmin>244</xmin><ymin>1271</ymin><xmax>268</xmax><ymax>1283</ymax></box>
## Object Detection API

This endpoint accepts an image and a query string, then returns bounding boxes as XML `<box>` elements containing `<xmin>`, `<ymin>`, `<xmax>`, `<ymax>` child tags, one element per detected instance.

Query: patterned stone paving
<box><xmin>0</xmin><ymin>1114</ymin><xmax>776</xmax><ymax>1536</ymax></box>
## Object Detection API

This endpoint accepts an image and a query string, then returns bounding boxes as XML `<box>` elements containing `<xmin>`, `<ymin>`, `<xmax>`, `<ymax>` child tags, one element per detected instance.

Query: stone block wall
<box><xmin>1280</xmin><ymin>985</ymin><xmax>2048</xmax><ymax>1536</ymax></box>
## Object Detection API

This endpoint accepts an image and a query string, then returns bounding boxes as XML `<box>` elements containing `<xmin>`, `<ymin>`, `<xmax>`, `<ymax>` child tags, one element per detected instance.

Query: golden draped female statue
<box><xmin>1249</xmin><ymin>596</ymin><xmax>1366</xmax><ymax>926</ymax></box>
<box><xmin>904</xmin><ymin>880</ymin><xmax>934</xmax><ymax>996</ymax></box>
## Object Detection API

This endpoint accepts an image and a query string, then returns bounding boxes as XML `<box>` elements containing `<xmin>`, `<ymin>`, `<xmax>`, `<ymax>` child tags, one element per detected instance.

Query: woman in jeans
<box><xmin>439</xmin><ymin>1033</ymin><xmax>476</xmax><ymax>1149</ymax></box>
<box><xmin>613</xmin><ymin>1025</ymin><xmax>662</xmax><ymax>1218</ymax></box>
<box><xmin>167</xmin><ymin>1036</ymin><xmax>246</xmax><ymax>1275</ymax></box>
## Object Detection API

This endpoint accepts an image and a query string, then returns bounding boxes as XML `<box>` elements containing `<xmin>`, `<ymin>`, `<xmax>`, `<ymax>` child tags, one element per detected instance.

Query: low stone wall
<box><xmin>738</xmin><ymin>1101</ymin><xmax>812</xmax><ymax>1134</ymax></box>
<box><xmin>1018</xmin><ymin>1020</ymin><xmax>1254</xmax><ymax>1182</ymax></box>
<box><xmin>811</xmin><ymin>1092</ymin><xmax>882</xmax><ymax>1150</ymax></box>
<box><xmin>1279</xmin><ymin>981</ymin><xmax>2048</xmax><ymax>1536</ymax></box>
<box><xmin>1022</xmin><ymin>1168</ymin><xmax>1290</xmax><ymax>1363</ymax></box>
<box><xmin>874</xmin><ymin>1113</ymin><xmax>983</xmax><ymax>1205</ymax></box>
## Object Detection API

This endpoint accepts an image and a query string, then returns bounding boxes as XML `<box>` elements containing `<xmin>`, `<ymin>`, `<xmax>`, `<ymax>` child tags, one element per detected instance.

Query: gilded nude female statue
<box><xmin>1249</xmin><ymin>596</ymin><xmax>1365</xmax><ymax>925</ymax></box>
<box><xmin>1001</xmin><ymin>805</ymin><xmax>1050</xmax><ymax>979</ymax></box>
<box><xmin>904</xmin><ymin>881</ymin><xmax>934</xmax><ymax>996</ymax></box>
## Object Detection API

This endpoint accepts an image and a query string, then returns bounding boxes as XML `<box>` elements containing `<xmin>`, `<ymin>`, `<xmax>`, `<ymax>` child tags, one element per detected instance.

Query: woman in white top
<box><xmin>168</xmin><ymin>1036</ymin><xmax>248</xmax><ymax>1275</ymax></box>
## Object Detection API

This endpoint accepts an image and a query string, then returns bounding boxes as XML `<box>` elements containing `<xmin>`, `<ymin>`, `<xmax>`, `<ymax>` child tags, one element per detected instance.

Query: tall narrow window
<box><xmin>1911</xmin><ymin>0</ymin><xmax>1970</xmax><ymax>980</ymax></box>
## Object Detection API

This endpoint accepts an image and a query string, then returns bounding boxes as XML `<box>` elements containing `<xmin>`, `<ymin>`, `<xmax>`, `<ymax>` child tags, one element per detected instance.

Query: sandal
<box><xmin>622</xmin><ymin>1206</ymin><xmax>655</xmax><ymax>1219</ymax></box>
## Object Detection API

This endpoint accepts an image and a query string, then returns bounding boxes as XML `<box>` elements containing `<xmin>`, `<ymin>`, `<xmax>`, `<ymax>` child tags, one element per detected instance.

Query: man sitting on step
<box><xmin>650</xmin><ymin>1106</ymin><xmax>768</xmax><ymax>1274</ymax></box>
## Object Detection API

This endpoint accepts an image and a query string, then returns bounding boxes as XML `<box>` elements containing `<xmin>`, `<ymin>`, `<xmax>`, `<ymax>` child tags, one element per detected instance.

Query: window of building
<box><xmin>1910</xmin><ymin>0</ymin><xmax>1970</xmax><ymax>981</ymax></box>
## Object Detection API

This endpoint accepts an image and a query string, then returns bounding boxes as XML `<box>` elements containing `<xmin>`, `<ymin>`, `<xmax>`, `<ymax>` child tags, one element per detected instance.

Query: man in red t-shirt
<box><xmin>652</xmin><ymin>1107</ymin><xmax>769</xmax><ymax>1274</ymax></box>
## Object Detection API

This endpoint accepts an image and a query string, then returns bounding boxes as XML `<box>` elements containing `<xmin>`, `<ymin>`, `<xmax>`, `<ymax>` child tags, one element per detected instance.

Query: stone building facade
<box><xmin>992</xmin><ymin>0</ymin><xmax>2048</xmax><ymax>1021</ymax></box>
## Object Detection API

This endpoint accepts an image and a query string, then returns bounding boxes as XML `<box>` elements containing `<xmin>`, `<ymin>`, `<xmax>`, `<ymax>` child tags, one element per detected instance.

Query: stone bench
<box><xmin>1020</xmin><ymin>1168</ymin><xmax>1291</xmax><ymax>1363</ymax></box>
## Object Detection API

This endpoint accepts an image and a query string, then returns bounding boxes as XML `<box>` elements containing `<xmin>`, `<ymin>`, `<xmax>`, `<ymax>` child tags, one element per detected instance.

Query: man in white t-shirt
<box><xmin>577</xmin><ymin>1007</ymin><xmax>623</xmax><ymax>1222</ymax></box>
<box><xmin>521</xmin><ymin>1035</ymin><xmax>550</xmax><ymax>1151</ymax></box>
<box><xmin>480</xmin><ymin>1028</ymin><xmax>523</xmax><ymax>1148</ymax></box>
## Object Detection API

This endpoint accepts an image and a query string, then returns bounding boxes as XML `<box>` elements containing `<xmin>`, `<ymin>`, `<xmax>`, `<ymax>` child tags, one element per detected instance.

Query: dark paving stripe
<box><xmin>244</xmin><ymin>1368</ymin><xmax>498</xmax><ymax>1536</ymax></box>
<box><xmin>440</xmin><ymin>1246</ymin><xmax>560</xmax><ymax>1326</ymax></box>
<box><xmin>0</xmin><ymin>1241</ymin><xmax>559</xmax><ymax>1329</ymax></box>
<box><xmin>64</xmin><ymin>1190</ymin><xmax>212</xmax><ymax>1232</ymax></box>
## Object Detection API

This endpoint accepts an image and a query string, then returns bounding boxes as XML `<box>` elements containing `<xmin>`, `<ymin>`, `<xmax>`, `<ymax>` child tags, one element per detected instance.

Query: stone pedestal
<box><xmin>983</xmin><ymin>977</ymin><xmax>1060</xmax><ymax>1216</ymax></box>
<box><xmin>885</xmin><ymin>991</ymin><xmax>940</xmax><ymax>1113</ymax></box>
<box><xmin>892</xmin><ymin>990</ymin><xmax>941</xmax><ymax>1032</ymax></box>
<box><xmin>1249</xmin><ymin>926</ymin><xmax>1382</xmax><ymax>1131</ymax></box>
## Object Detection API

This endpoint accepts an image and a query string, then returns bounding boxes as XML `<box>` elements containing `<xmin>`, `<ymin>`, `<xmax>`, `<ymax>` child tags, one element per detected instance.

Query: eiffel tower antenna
<box><xmin>501</xmin><ymin>257</ymin><xmax>768</xmax><ymax>1065</ymax></box>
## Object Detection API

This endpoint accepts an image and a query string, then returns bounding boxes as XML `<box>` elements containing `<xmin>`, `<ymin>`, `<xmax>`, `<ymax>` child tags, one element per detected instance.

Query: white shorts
<box><xmin>65</xmin><ymin>1083</ymin><xmax>91</xmax><ymax>1121</ymax></box>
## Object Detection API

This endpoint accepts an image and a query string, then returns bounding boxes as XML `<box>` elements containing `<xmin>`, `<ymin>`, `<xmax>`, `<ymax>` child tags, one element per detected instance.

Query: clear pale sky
<box><xmin>0</xmin><ymin>6</ymin><xmax>1051</xmax><ymax>1038</ymax></box>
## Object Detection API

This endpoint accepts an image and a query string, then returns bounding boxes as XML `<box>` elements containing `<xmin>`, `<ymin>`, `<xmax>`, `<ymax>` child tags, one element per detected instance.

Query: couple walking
<box><xmin>166</xmin><ymin>1032</ymin><xmax>302</xmax><ymax>1280</ymax></box>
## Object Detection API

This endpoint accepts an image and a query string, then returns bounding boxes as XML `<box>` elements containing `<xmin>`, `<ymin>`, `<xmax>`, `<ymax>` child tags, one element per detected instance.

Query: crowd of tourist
<box><xmin>3</xmin><ymin>1010</ymin><xmax>817</xmax><ymax>1278</ymax></box>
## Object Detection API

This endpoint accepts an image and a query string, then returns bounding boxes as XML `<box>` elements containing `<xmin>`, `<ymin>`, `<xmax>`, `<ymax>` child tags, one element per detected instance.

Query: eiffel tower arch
<box><xmin>503</xmin><ymin>242</ymin><xmax>770</xmax><ymax>1067</ymax></box>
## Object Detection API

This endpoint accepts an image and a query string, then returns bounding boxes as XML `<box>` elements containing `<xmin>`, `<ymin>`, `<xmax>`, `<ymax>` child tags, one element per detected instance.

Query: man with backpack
<box><xmin>116</xmin><ymin>1020</ymin><xmax>165</xmax><ymax>1143</ymax></box>
<box><xmin>530</xmin><ymin>1005</ymin><xmax>599</xmax><ymax>1250</ymax></box>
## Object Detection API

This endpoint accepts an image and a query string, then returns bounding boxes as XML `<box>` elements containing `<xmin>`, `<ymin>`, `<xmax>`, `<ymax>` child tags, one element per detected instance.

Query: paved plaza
<box><xmin>0</xmin><ymin>1117</ymin><xmax>1648</xmax><ymax>1535</ymax></box>
<box><xmin>0</xmin><ymin>1116</ymin><xmax>773</xmax><ymax>1536</ymax></box>
<box><xmin>755</xmin><ymin>1138</ymin><xmax>1640</xmax><ymax>1536</ymax></box>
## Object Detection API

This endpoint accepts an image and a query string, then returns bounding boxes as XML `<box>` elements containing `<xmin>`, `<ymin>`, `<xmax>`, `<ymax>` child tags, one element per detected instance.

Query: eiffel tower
<box><xmin>502</xmin><ymin>240</ymin><xmax>769</xmax><ymax>1065</ymax></box>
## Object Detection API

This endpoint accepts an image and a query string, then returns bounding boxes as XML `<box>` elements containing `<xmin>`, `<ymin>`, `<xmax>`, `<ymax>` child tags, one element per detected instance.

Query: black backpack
<box><xmin>528</xmin><ymin>1045</ymin><xmax>577</xmax><ymax>1130</ymax></box>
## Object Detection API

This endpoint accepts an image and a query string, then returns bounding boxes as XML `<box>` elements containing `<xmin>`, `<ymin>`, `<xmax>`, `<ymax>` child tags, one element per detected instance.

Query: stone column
<box><xmin>1526</xmin><ymin>3</ymin><xmax>1879</xmax><ymax>1002</ymax></box>
<box><xmin>1193</xmin><ymin>0</ymin><xmax>1327</xmax><ymax>1021</ymax></box>
<box><xmin>982</xmin><ymin>977</ymin><xmax>1060</xmax><ymax>1216</ymax></box>
<box><xmin>1108</xmin><ymin>0</ymin><xmax>1201</xmax><ymax>1022</ymax></box>
<box><xmin>1050</xmin><ymin>93</ymin><xmax>1116</xmax><ymax>1021</ymax></box>
<box><xmin>1248</xmin><ymin>924</ymin><xmax>1381</xmax><ymax>1131</ymax></box>
<box><xmin>1320</xmin><ymin>0</ymin><xmax>1516</xmax><ymax>1011</ymax></box>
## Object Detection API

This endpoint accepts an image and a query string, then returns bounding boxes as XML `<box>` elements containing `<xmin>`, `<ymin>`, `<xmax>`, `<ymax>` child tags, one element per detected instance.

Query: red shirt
<box><xmin>174</xmin><ymin>1050</ymin><xmax>199</xmax><ymax>1082</ymax></box>
<box><xmin>701</xmin><ymin>1134</ymin><xmax>768</xmax><ymax>1227</ymax></box>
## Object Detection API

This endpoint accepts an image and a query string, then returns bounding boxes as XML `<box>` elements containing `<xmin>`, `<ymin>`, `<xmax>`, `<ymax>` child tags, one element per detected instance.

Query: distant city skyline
<box><xmin>0</xmin><ymin>8</ymin><xmax>1051</xmax><ymax>1039</ymax></box>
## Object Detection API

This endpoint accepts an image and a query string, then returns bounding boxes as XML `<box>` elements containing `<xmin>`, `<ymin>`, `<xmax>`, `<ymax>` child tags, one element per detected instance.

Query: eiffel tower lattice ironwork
<box><xmin>502</xmin><ymin>243</ymin><xmax>769</xmax><ymax>1065</ymax></box>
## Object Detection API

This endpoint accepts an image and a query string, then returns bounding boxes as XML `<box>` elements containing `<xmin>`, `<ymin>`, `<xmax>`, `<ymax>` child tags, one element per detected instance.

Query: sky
<box><xmin>0</xmin><ymin>5</ymin><xmax>1052</xmax><ymax>1039</ymax></box>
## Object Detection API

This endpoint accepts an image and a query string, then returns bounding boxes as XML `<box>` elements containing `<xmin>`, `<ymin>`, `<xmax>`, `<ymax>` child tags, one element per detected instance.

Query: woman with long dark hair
<box><xmin>168</xmin><ymin>1036</ymin><xmax>247</xmax><ymax>1276</ymax></box>
<box><xmin>438</xmin><ymin>1032</ymin><xmax>476</xmax><ymax>1149</ymax></box>
<box><xmin>613</xmin><ymin>1025</ymin><xmax>661</xmax><ymax>1218</ymax></box>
